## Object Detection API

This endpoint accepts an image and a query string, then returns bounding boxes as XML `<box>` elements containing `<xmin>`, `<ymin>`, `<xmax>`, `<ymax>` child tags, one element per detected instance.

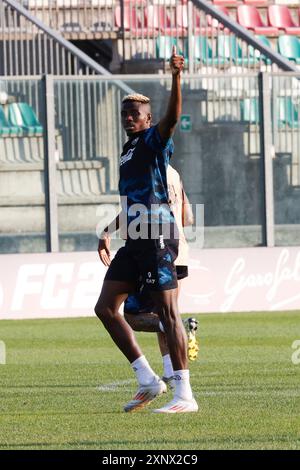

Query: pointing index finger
<box><xmin>172</xmin><ymin>45</ymin><xmax>177</xmax><ymax>56</ymax></box>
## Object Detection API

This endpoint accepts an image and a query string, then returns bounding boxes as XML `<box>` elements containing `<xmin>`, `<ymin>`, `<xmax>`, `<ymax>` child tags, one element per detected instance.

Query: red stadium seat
<box><xmin>243</xmin><ymin>0</ymin><xmax>268</xmax><ymax>5</ymax></box>
<box><xmin>178</xmin><ymin>5</ymin><xmax>220</xmax><ymax>36</ymax></box>
<box><xmin>115</xmin><ymin>6</ymin><xmax>142</xmax><ymax>33</ymax></box>
<box><xmin>144</xmin><ymin>5</ymin><xmax>171</xmax><ymax>34</ymax></box>
<box><xmin>207</xmin><ymin>5</ymin><xmax>232</xmax><ymax>30</ymax></box>
<box><xmin>268</xmin><ymin>5</ymin><xmax>300</xmax><ymax>36</ymax></box>
<box><xmin>237</xmin><ymin>5</ymin><xmax>279</xmax><ymax>36</ymax></box>
<box><xmin>175</xmin><ymin>4</ymin><xmax>190</xmax><ymax>35</ymax></box>
<box><xmin>124</xmin><ymin>0</ymin><xmax>146</xmax><ymax>3</ymax></box>
<box><xmin>213</xmin><ymin>0</ymin><xmax>237</xmax><ymax>5</ymax></box>
<box><xmin>144</xmin><ymin>5</ymin><xmax>176</xmax><ymax>36</ymax></box>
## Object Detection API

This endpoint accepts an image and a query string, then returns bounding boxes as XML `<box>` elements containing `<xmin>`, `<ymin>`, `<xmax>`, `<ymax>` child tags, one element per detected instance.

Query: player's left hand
<box><xmin>170</xmin><ymin>45</ymin><xmax>184</xmax><ymax>76</ymax></box>
<box><xmin>98</xmin><ymin>233</ymin><xmax>111</xmax><ymax>266</ymax></box>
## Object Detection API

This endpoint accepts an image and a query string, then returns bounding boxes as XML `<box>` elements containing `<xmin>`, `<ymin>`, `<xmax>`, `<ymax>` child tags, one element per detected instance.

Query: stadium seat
<box><xmin>123</xmin><ymin>0</ymin><xmax>146</xmax><ymax>3</ymax></box>
<box><xmin>277</xmin><ymin>97</ymin><xmax>300</xmax><ymax>128</ymax></box>
<box><xmin>268</xmin><ymin>5</ymin><xmax>300</xmax><ymax>35</ymax></box>
<box><xmin>248</xmin><ymin>35</ymin><xmax>272</xmax><ymax>65</ymax></box>
<box><xmin>240</xmin><ymin>98</ymin><xmax>260</xmax><ymax>124</ymax></box>
<box><xmin>0</xmin><ymin>105</ymin><xmax>22</xmax><ymax>137</ymax></box>
<box><xmin>277</xmin><ymin>35</ymin><xmax>300</xmax><ymax>64</ymax></box>
<box><xmin>184</xmin><ymin>36</ymin><xmax>207</xmax><ymax>63</ymax></box>
<box><xmin>237</xmin><ymin>5</ymin><xmax>279</xmax><ymax>35</ymax></box>
<box><xmin>213</xmin><ymin>0</ymin><xmax>237</xmax><ymax>5</ymax></box>
<box><xmin>243</xmin><ymin>0</ymin><xmax>268</xmax><ymax>5</ymax></box>
<box><xmin>217</xmin><ymin>35</ymin><xmax>258</xmax><ymax>66</ymax></box>
<box><xmin>176</xmin><ymin>4</ymin><xmax>202</xmax><ymax>35</ymax></box>
<box><xmin>156</xmin><ymin>36</ymin><xmax>181</xmax><ymax>60</ymax></box>
<box><xmin>184</xmin><ymin>36</ymin><xmax>228</xmax><ymax>66</ymax></box>
<box><xmin>144</xmin><ymin>5</ymin><xmax>172</xmax><ymax>35</ymax></box>
<box><xmin>0</xmin><ymin>105</ymin><xmax>14</xmax><ymax>137</ymax></box>
<box><xmin>115</xmin><ymin>6</ymin><xmax>142</xmax><ymax>33</ymax></box>
<box><xmin>8</xmin><ymin>103</ymin><xmax>43</xmax><ymax>136</ymax></box>
<box><xmin>207</xmin><ymin>5</ymin><xmax>231</xmax><ymax>30</ymax></box>
<box><xmin>176</xmin><ymin>4</ymin><xmax>188</xmax><ymax>34</ymax></box>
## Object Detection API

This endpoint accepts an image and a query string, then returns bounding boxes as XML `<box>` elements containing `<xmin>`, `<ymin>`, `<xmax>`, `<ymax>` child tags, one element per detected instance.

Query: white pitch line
<box><xmin>96</xmin><ymin>379</ymin><xmax>135</xmax><ymax>392</ymax></box>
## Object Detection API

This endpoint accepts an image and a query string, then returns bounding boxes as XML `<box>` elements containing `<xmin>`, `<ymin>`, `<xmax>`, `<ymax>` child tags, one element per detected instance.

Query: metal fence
<box><xmin>20</xmin><ymin>0</ymin><xmax>118</xmax><ymax>37</ymax></box>
<box><xmin>1</xmin><ymin>72</ymin><xmax>300</xmax><ymax>254</ymax></box>
<box><xmin>0</xmin><ymin>0</ymin><xmax>115</xmax><ymax>75</ymax></box>
<box><xmin>1</xmin><ymin>0</ymin><xmax>297</xmax><ymax>77</ymax></box>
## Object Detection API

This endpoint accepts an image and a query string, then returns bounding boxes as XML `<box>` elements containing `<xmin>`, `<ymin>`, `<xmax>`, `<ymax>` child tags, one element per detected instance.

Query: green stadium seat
<box><xmin>184</xmin><ymin>36</ymin><xmax>228</xmax><ymax>66</ymax></box>
<box><xmin>277</xmin><ymin>97</ymin><xmax>300</xmax><ymax>128</ymax></box>
<box><xmin>240</xmin><ymin>98</ymin><xmax>260</xmax><ymax>123</ymax></box>
<box><xmin>8</xmin><ymin>102</ymin><xmax>43</xmax><ymax>136</ymax></box>
<box><xmin>0</xmin><ymin>105</ymin><xmax>22</xmax><ymax>137</ymax></box>
<box><xmin>249</xmin><ymin>35</ymin><xmax>272</xmax><ymax>65</ymax></box>
<box><xmin>156</xmin><ymin>36</ymin><xmax>184</xmax><ymax>60</ymax></box>
<box><xmin>277</xmin><ymin>35</ymin><xmax>300</xmax><ymax>64</ymax></box>
<box><xmin>217</xmin><ymin>35</ymin><xmax>258</xmax><ymax>66</ymax></box>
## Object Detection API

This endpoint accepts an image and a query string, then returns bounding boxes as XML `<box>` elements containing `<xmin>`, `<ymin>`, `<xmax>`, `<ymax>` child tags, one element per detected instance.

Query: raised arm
<box><xmin>157</xmin><ymin>45</ymin><xmax>184</xmax><ymax>142</ymax></box>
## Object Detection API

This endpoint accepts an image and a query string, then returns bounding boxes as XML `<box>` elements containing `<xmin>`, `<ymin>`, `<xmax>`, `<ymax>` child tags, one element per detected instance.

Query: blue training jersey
<box><xmin>119</xmin><ymin>125</ymin><xmax>175</xmax><ymax>237</ymax></box>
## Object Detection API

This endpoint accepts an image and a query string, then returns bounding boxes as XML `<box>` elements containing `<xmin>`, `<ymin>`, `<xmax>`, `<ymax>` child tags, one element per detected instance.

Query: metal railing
<box><xmin>1</xmin><ymin>72</ymin><xmax>299</xmax><ymax>169</ymax></box>
<box><xmin>271</xmin><ymin>73</ymin><xmax>300</xmax><ymax>187</ymax></box>
<box><xmin>1</xmin><ymin>72</ymin><xmax>300</xmax><ymax>253</ymax></box>
<box><xmin>2</xmin><ymin>0</ymin><xmax>299</xmax><ymax>76</ymax></box>
<box><xmin>0</xmin><ymin>0</ymin><xmax>117</xmax><ymax>75</ymax></box>
<box><xmin>20</xmin><ymin>0</ymin><xmax>118</xmax><ymax>37</ymax></box>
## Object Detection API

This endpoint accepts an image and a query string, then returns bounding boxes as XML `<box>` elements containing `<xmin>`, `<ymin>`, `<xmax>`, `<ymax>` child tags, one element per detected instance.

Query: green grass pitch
<box><xmin>0</xmin><ymin>311</ymin><xmax>299</xmax><ymax>450</ymax></box>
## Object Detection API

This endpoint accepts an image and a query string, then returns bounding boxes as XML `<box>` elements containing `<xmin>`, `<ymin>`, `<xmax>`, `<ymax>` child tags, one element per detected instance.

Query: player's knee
<box><xmin>94</xmin><ymin>301</ymin><xmax>116</xmax><ymax>323</ymax></box>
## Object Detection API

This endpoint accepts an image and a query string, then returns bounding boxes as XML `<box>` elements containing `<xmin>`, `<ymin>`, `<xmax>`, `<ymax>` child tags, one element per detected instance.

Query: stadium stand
<box><xmin>237</xmin><ymin>4</ymin><xmax>279</xmax><ymax>35</ymax></box>
<box><xmin>186</xmin><ymin>35</ymin><xmax>226</xmax><ymax>65</ymax></box>
<box><xmin>144</xmin><ymin>5</ymin><xmax>171</xmax><ymax>34</ymax></box>
<box><xmin>115</xmin><ymin>5</ymin><xmax>142</xmax><ymax>32</ymax></box>
<box><xmin>5</xmin><ymin>1</ymin><xmax>298</xmax><ymax>73</ymax></box>
<box><xmin>207</xmin><ymin>5</ymin><xmax>231</xmax><ymax>30</ymax></box>
<box><xmin>1</xmin><ymin>0</ymin><xmax>300</xmax><ymax>253</ymax></box>
<box><xmin>217</xmin><ymin>34</ymin><xmax>259</xmax><ymax>65</ymax></box>
<box><xmin>183</xmin><ymin>35</ymin><xmax>222</xmax><ymax>65</ymax></box>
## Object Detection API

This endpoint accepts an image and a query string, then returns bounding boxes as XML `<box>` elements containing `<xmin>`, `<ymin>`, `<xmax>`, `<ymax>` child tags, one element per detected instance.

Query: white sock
<box><xmin>162</xmin><ymin>354</ymin><xmax>174</xmax><ymax>378</ymax></box>
<box><xmin>131</xmin><ymin>355</ymin><xmax>156</xmax><ymax>386</ymax></box>
<box><xmin>159</xmin><ymin>321</ymin><xmax>165</xmax><ymax>333</ymax></box>
<box><xmin>173</xmin><ymin>369</ymin><xmax>193</xmax><ymax>400</ymax></box>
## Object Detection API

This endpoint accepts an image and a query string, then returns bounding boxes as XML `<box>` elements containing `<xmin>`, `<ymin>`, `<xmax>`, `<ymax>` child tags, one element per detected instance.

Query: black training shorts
<box><xmin>104</xmin><ymin>238</ymin><xmax>178</xmax><ymax>292</ymax></box>
<box><xmin>123</xmin><ymin>265</ymin><xmax>188</xmax><ymax>315</ymax></box>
